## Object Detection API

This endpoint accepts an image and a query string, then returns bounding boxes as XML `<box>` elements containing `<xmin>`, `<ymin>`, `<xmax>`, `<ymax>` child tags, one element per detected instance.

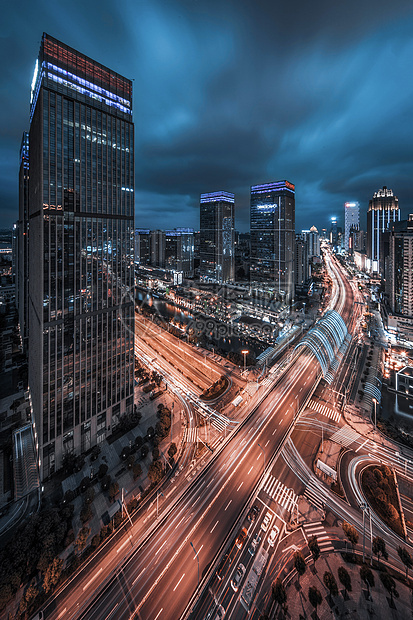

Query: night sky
<box><xmin>1</xmin><ymin>0</ymin><xmax>413</xmax><ymax>233</ymax></box>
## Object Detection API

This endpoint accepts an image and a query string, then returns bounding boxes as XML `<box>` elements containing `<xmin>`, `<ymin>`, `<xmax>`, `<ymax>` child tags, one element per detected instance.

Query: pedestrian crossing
<box><xmin>263</xmin><ymin>476</ymin><xmax>297</xmax><ymax>513</ymax></box>
<box><xmin>304</xmin><ymin>476</ymin><xmax>325</xmax><ymax>511</ymax></box>
<box><xmin>307</xmin><ymin>399</ymin><xmax>341</xmax><ymax>423</ymax></box>
<box><xmin>329</xmin><ymin>426</ymin><xmax>360</xmax><ymax>448</ymax></box>
<box><xmin>186</xmin><ymin>426</ymin><xmax>198</xmax><ymax>444</ymax></box>
<box><xmin>303</xmin><ymin>521</ymin><xmax>334</xmax><ymax>553</ymax></box>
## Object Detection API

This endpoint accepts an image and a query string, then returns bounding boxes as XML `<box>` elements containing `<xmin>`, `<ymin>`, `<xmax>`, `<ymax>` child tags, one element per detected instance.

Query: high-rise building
<box><xmin>344</xmin><ymin>202</ymin><xmax>359</xmax><ymax>252</ymax></box>
<box><xmin>26</xmin><ymin>34</ymin><xmax>135</xmax><ymax>479</ymax></box>
<box><xmin>150</xmin><ymin>230</ymin><xmax>165</xmax><ymax>268</ymax></box>
<box><xmin>295</xmin><ymin>234</ymin><xmax>309</xmax><ymax>286</ymax></box>
<box><xmin>200</xmin><ymin>191</ymin><xmax>235</xmax><ymax>283</ymax></box>
<box><xmin>165</xmin><ymin>228</ymin><xmax>194</xmax><ymax>277</ymax></box>
<box><xmin>367</xmin><ymin>186</ymin><xmax>400</xmax><ymax>274</ymax></box>
<box><xmin>135</xmin><ymin>229</ymin><xmax>151</xmax><ymax>266</ymax></box>
<box><xmin>250</xmin><ymin>181</ymin><xmax>295</xmax><ymax>303</ymax></box>
<box><xmin>302</xmin><ymin>226</ymin><xmax>320</xmax><ymax>259</ymax></box>
<box><xmin>386</xmin><ymin>215</ymin><xmax>413</xmax><ymax>320</ymax></box>
<box><xmin>17</xmin><ymin>132</ymin><xmax>30</xmax><ymax>350</ymax></box>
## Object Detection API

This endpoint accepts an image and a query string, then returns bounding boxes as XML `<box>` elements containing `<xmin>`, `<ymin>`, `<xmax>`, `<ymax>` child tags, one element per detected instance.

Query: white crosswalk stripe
<box><xmin>329</xmin><ymin>426</ymin><xmax>360</xmax><ymax>448</ymax></box>
<box><xmin>263</xmin><ymin>475</ymin><xmax>297</xmax><ymax>513</ymax></box>
<box><xmin>307</xmin><ymin>400</ymin><xmax>341</xmax><ymax>423</ymax></box>
<box><xmin>304</xmin><ymin>477</ymin><xmax>325</xmax><ymax>511</ymax></box>
<box><xmin>303</xmin><ymin>521</ymin><xmax>334</xmax><ymax>552</ymax></box>
<box><xmin>186</xmin><ymin>427</ymin><xmax>198</xmax><ymax>444</ymax></box>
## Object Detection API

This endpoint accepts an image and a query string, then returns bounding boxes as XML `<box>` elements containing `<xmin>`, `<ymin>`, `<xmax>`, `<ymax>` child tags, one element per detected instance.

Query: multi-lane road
<box><xmin>44</xmin><ymin>249</ymin><xmax>403</xmax><ymax>620</ymax></box>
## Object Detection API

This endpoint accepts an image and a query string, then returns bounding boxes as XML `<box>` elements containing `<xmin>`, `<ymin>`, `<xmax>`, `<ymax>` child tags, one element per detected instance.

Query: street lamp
<box><xmin>242</xmin><ymin>350</ymin><xmax>249</xmax><ymax>375</ymax></box>
<box><xmin>257</xmin><ymin>443</ymin><xmax>266</xmax><ymax>471</ymax></box>
<box><xmin>190</xmin><ymin>541</ymin><xmax>199</xmax><ymax>590</ymax></box>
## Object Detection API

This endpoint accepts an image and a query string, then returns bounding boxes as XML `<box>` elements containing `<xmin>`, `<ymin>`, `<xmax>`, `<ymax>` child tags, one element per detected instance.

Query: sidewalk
<box><xmin>283</xmin><ymin>552</ymin><xmax>412</xmax><ymax>619</ymax></box>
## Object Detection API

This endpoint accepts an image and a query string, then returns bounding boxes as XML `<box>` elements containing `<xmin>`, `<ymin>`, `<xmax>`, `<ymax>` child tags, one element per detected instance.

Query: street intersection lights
<box><xmin>190</xmin><ymin>541</ymin><xmax>199</xmax><ymax>590</ymax></box>
<box><xmin>242</xmin><ymin>350</ymin><xmax>249</xmax><ymax>375</ymax></box>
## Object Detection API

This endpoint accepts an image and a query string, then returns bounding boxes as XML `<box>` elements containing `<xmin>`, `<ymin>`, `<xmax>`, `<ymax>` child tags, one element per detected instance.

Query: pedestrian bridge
<box><xmin>295</xmin><ymin>309</ymin><xmax>350</xmax><ymax>383</ymax></box>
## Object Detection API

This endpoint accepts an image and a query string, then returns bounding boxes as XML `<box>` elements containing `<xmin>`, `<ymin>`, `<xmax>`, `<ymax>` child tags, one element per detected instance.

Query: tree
<box><xmin>293</xmin><ymin>551</ymin><xmax>306</xmax><ymax>585</ymax></box>
<box><xmin>101</xmin><ymin>474</ymin><xmax>111</xmax><ymax>491</ymax></box>
<box><xmin>148</xmin><ymin>460</ymin><xmax>164</xmax><ymax>485</ymax></box>
<box><xmin>308</xmin><ymin>535</ymin><xmax>320</xmax><ymax>568</ymax></box>
<box><xmin>360</xmin><ymin>564</ymin><xmax>375</xmax><ymax>597</ymax></box>
<box><xmin>84</xmin><ymin>486</ymin><xmax>95</xmax><ymax>504</ymax></box>
<box><xmin>133</xmin><ymin>463</ymin><xmax>142</xmax><ymax>480</ymax></box>
<box><xmin>380</xmin><ymin>572</ymin><xmax>398</xmax><ymax>605</ymax></box>
<box><xmin>308</xmin><ymin>585</ymin><xmax>322</xmax><ymax>617</ymax></box>
<box><xmin>168</xmin><ymin>443</ymin><xmax>177</xmax><ymax>459</ymax></box>
<box><xmin>74</xmin><ymin>526</ymin><xmax>90</xmax><ymax>554</ymax></box>
<box><xmin>342</xmin><ymin>521</ymin><xmax>359</xmax><ymax>550</ymax></box>
<box><xmin>80</xmin><ymin>503</ymin><xmax>93</xmax><ymax>523</ymax></box>
<box><xmin>127</xmin><ymin>454</ymin><xmax>135</xmax><ymax>469</ymax></box>
<box><xmin>372</xmin><ymin>536</ymin><xmax>388</xmax><ymax>566</ymax></box>
<box><xmin>338</xmin><ymin>566</ymin><xmax>352</xmax><ymax>597</ymax></box>
<box><xmin>397</xmin><ymin>546</ymin><xmax>413</xmax><ymax>579</ymax></box>
<box><xmin>43</xmin><ymin>557</ymin><xmax>63</xmax><ymax>593</ymax></box>
<box><xmin>271</xmin><ymin>578</ymin><xmax>287</xmax><ymax>615</ymax></box>
<box><xmin>98</xmin><ymin>463</ymin><xmax>108</xmax><ymax>478</ymax></box>
<box><xmin>152</xmin><ymin>446</ymin><xmax>160</xmax><ymax>461</ymax></box>
<box><xmin>323</xmin><ymin>571</ymin><xmax>338</xmax><ymax>602</ymax></box>
<box><xmin>141</xmin><ymin>444</ymin><xmax>149</xmax><ymax>459</ymax></box>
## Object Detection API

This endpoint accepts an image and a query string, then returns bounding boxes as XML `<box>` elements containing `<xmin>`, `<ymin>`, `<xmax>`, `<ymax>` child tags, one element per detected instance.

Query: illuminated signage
<box><xmin>30</xmin><ymin>59</ymin><xmax>39</xmax><ymax>103</ymax></box>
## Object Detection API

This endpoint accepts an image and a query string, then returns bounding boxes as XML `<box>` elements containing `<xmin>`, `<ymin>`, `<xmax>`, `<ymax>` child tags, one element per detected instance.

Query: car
<box><xmin>212</xmin><ymin>605</ymin><xmax>225</xmax><ymax>620</ymax></box>
<box><xmin>248</xmin><ymin>533</ymin><xmax>261</xmax><ymax>555</ymax></box>
<box><xmin>235</xmin><ymin>527</ymin><xmax>248</xmax><ymax>549</ymax></box>
<box><xmin>247</xmin><ymin>505</ymin><xmax>260</xmax><ymax>522</ymax></box>
<box><xmin>261</xmin><ymin>511</ymin><xmax>273</xmax><ymax>532</ymax></box>
<box><xmin>231</xmin><ymin>563</ymin><xmax>246</xmax><ymax>591</ymax></box>
<box><xmin>267</xmin><ymin>524</ymin><xmax>280</xmax><ymax>547</ymax></box>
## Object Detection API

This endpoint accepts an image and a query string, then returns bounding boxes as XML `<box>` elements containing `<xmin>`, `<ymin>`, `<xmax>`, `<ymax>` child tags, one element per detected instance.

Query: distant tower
<box><xmin>344</xmin><ymin>202</ymin><xmax>359</xmax><ymax>252</ymax></box>
<box><xmin>367</xmin><ymin>186</ymin><xmax>400</xmax><ymax>274</ymax></box>
<box><xmin>250</xmin><ymin>181</ymin><xmax>295</xmax><ymax>303</ymax></box>
<box><xmin>200</xmin><ymin>192</ymin><xmax>235</xmax><ymax>283</ymax></box>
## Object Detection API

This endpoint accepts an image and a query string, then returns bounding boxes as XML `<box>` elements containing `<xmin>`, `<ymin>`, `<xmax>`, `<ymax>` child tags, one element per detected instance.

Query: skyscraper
<box><xmin>367</xmin><ymin>186</ymin><xmax>400</xmax><ymax>274</ymax></box>
<box><xmin>26</xmin><ymin>34</ymin><xmax>135</xmax><ymax>479</ymax></box>
<box><xmin>386</xmin><ymin>215</ymin><xmax>413</xmax><ymax>324</ymax></box>
<box><xmin>250</xmin><ymin>181</ymin><xmax>295</xmax><ymax>303</ymax></box>
<box><xmin>18</xmin><ymin>132</ymin><xmax>30</xmax><ymax>351</ymax></box>
<box><xmin>344</xmin><ymin>202</ymin><xmax>359</xmax><ymax>252</ymax></box>
<box><xmin>200</xmin><ymin>192</ymin><xmax>235</xmax><ymax>283</ymax></box>
<box><xmin>165</xmin><ymin>228</ymin><xmax>194</xmax><ymax>276</ymax></box>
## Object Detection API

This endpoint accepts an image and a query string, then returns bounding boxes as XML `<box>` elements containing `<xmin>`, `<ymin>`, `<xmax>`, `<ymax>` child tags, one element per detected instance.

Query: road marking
<box><xmin>155</xmin><ymin>540</ymin><xmax>167</xmax><ymax>556</ymax></box>
<box><xmin>57</xmin><ymin>609</ymin><xmax>67</xmax><ymax>619</ymax></box>
<box><xmin>173</xmin><ymin>573</ymin><xmax>185</xmax><ymax>591</ymax></box>
<box><xmin>237</xmin><ymin>482</ymin><xmax>243</xmax><ymax>491</ymax></box>
<box><xmin>225</xmin><ymin>500</ymin><xmax>232</xmax><ymax>511</ymax></box>
<box><xmin>247</xmin><ymin>466</ymin><xmax>253</xmax><ymax>474</ymax></box>
<box><xmin>355</xmin><ymin>439</ymin><xmax>368</xmax><ymax>453</ymax></box>
<box><xmin>132</xmin><ymin>568</ymin><xmax>146</xmax><ymax>585</ymax></box>
<box><xmin>83</xmin><ymin>567</ymin><xmax>103</xmax><ymax>591</ymax></box>
<box><xmin>210</xmin><ymin>520</ymin><xmax>219</xmax><ymax>533</ymax></box>
<box><xmin>116</xmin><ymin>538</ymin><xmax>130</xmax><ymax>554</ymax></box>
<box><xmin>264</xmin><ymin>440</ymin><xmax>269</xmax><ymax>447</ymax></box>
<box><xmin>256</xmin><ymin>454</ymin><xmax>261</xmax><ymax>460</ymax></box>
<box><xmin>153</xmin><ymin>608</ymin><xmax>163</xmax><ymax>620</ymax></box>
<box><xmin>193</xmin><ymin>544</ymin><xmax>203</xmax><ymax>559</ymax></box>
<box><xmin>272</xmin><ymin>429</ymin><xmax>276</xmax><ymax>435</ymax></box>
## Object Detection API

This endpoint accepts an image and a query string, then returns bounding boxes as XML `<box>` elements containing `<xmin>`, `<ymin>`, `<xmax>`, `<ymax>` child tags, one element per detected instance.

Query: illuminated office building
<box><xmin>250</xmin><ymin>181</ymin><xmax>295</xmax><ymax>303</ymax></box>
<box><xmin>344</xmin><ymin>202</ymin><xmax>359</xmax><ymax>252</ymax></box>
<box><xmin>367</xmin><ymin>186</ymin><xmax>400</xmax><ymax>275</ymax></box>
<box><xmin>18</xmin><ymin>132</ymin><xmax>30</xmax><ymax>350</ymax></box>
<box><xmin>27</xmin><ymin>34</ymin><xmax>135</xmax><ymax>479</ymax></box>
<box><xmin>135</xmin><ymin>229</ymin><xmax>151</xmax><ymax>266</ymax></box>
<box><xmin>200</xmin><ymin>192</ymin><xmax>235</xmax><ymax>283</ymax></box>
<box><xmin>165</xmin><ymin>228</ymin><xmax>194</xmax><ymax>276</ymax></box>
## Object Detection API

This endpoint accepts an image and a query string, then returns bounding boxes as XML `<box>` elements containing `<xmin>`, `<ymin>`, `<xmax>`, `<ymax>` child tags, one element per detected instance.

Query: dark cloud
<box><xmin>1</xmin><ymin>0</ymin><xmax>412</xmax><ymax>234</ymax></box>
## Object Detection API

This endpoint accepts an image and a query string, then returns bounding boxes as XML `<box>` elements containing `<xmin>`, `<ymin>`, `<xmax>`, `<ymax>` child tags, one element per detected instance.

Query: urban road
<box><xmin>43</xmin><ymin>251</ymin><xmax>357</xmax><ymax>620</ymax></box>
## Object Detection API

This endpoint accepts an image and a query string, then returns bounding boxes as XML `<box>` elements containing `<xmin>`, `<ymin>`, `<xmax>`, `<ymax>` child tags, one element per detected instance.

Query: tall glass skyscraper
<box><xmin>344</xmin><ymin>202</ymin><xmax>359</xmax><ymax>252</ymax></box>
<box><xmin>367</xmin><ymin>186</ymin><xmax>400</xmax><ymax>275</ymax></box>
<box><xmin>26</xmin><ymin>34</ymin><xmax>135</xmax><ymax>479</ymax></box>
<box><xmin>200</xmin><ymin>192</ymin><xmax>235</xmax><ymax>283</ymax></box>
<box><xmin>250</xmin><ymin>181</ymin><xmax>295</xmax><ymax>303</ymax></box>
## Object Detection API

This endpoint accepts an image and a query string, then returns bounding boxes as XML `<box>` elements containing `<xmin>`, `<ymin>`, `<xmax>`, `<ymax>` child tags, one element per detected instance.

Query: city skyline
<box><xmin>1</xmin><ymin>0</ymin><xmax>413</xmax><ymax>234</ymax></box>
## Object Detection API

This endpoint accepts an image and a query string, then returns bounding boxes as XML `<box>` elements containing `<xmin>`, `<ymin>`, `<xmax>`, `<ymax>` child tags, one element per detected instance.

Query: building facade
<box><xmin>344</xmin><ymin>202</ymin><xmax>359</xmax><ymax>252</ymax></box>
<box><xmin>250</xmin><ymin>181</ymin><xmax>295</xmax><ymax>303</ymax></box>
<box><xmin>135</xmin><ymin>229</ymin><xmax>151</xmax><ymax>266</ymax></box>
<box><xmin>27</xmin><ymin>34</ymin><xmax>135</xmax><ymax>479</ymax></box>
<box><xmin>200</xmin><ymin>191</ymin><xmax>235</xmax><ymax>283</ymax></box>
<box><xmin>386</xmin><ymin>215</ymin><xmax>413</xmax><ymax>328</ymax></box>
<box><xmin>18</xmin><ymin>132</ymin><xmax>30</xmax><ymax>351</ymax></box>
<box><xmin>165</xmin><ymin>228</ymin><xmax>194</xmax><ymax>276</ymax></box>
<box><xmin>367</xmin><ymin>186</ymin><xmax>400</xmax><ymax>275</ymax></box>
